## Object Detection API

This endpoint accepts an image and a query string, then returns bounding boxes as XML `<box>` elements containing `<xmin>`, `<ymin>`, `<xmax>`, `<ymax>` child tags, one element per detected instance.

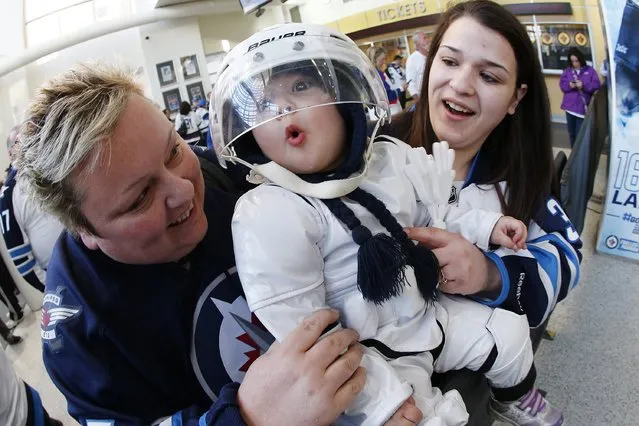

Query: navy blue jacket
<box><xmin>42</xmin><ymin>164</ymin><xmax>266</xmax><ymax>425</ymax></box>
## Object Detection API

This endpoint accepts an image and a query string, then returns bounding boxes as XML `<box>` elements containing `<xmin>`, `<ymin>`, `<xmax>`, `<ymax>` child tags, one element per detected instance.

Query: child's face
<box><xmin>252</xmin><ymin>72</ymin><xmax>347</xmax><ymax>174</ymax></box>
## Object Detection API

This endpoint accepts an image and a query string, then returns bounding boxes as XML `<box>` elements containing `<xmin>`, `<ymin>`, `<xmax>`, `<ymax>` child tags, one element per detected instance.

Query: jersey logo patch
<box><xmin>41</xmin><ymin>288</ymin><xmax>81</xmax><ymax>350</ymax></box>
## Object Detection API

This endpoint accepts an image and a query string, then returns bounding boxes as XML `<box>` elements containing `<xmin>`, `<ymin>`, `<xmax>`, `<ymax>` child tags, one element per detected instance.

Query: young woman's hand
<box><xmin>238</xmin><ymin>309</ymin><xmax>366</xmax><ymax>426</ymax></box>
<box><xmin>405</xmin><ymin>227</ymin><xmax>502</xmax><ymax>297</ymax></box>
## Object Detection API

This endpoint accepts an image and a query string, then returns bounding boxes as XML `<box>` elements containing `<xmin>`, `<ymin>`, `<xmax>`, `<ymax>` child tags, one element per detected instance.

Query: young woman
<box><xmin>387</xmin><ymin>2</ymin><xmax>582</xmax><ymax>423</ymax></box>
<box><xmin>559</xmin><ymin>47</ymin><xmax>601</xmax><ymax>147</ymax></box>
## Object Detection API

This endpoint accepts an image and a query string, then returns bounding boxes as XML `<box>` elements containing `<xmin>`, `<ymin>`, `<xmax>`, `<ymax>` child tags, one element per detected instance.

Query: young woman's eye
<box><xmin>441</xmin><ymin>57</ymin><xmax>457</xmax><ymax>67</ymax></box>
<box><xmin>480</xmin><ymin>72</ymin><xmax>499</xmax><ymax>84</ymax></box>
<box><xmin>292</xmin><ymin>79</ymin><xmax>312</xmax><ymax>92</ymax></box>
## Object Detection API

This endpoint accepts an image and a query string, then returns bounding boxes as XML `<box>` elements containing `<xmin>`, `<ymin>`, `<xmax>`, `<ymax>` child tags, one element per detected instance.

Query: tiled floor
<box><xmin>3</xmin><ymin>143</ymin><xmax>637</xmax><ymax>426</ymax></box>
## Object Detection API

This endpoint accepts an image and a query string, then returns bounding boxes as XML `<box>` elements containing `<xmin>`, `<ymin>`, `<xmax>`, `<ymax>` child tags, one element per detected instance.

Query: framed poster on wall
<box><xmin>156</xmin><ymin>60</ymin><xmax>177</xmax><ymax>87</ymax></box>
<box><xmin>180</xmin><ymin>54</ymin><xmax>200</xmax><ymax>80</ymax></box>
<box><xmin>186</xmin><ymin>81</ymin><xmax>206</xmax><ymax>105</ymax></box>
<box><xmin>526</xmin><ymin>23</ymin><xmax>594</xmax><ymax>74</ymax></box>
<box><xmin>162</xmin><ymin>88</ymin><xmax>182</xmax><ymax>112</ymax></box>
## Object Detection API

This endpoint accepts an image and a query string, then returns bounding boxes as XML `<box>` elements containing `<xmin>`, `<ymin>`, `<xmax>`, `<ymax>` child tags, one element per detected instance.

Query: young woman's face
<box><xmin>428</xmin><ymin>17</ymin><xmax>526</xmax><ymax>156</ymax></box>
<box><xmin>570</xmin><ymin>55</ymin><xmax>581</xmax><ymax>69</ymax></box>
<box><xmin>376</xmin><ymin>53</ymin><xmax>386</xmax><ymax>69</ymax></box>
<box><xmin>252</xmin><ymin>72</ymin><xmax>346</xmax><ymax>174</ymax></box>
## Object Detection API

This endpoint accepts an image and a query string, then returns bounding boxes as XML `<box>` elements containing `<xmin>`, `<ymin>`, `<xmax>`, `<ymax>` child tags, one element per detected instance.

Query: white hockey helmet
<box><xmin>211</xmin><ymin>23</ymin><xmax>390</xmax><ymax>198</ymax></box>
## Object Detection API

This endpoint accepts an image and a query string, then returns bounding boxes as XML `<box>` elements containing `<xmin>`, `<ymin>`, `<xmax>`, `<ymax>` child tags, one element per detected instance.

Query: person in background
<box><xmin>1</xmin><ymin>127</ymin><xmax>65</xmax><ymax>298</ymax></box>
<box><xmin>406</xmin><ymin>30</ymin><xmax>430</xmax><ymax>100</ymax></box>
<box><xmin>559</xmin><ymin>47</ymin><xmax>601</xmax><ymax>147</ymax></box>
<box><xmin>387</xmin><ymin>55</ymin><xmax>408</xmax><ymax>110</ymax></box>
<box><xmin>174</xmin><ymin>101</ymin><xmax>203</xmax><ymax>145</ymax></box>
<box><xmin>367</xmin><ymin>46</ymin><xmax>400</xmax><ymax>115</ymax></box>
<box><xmin>196</xmin><ymin>99</ymin><xmax>211</xmax><ymax>146</ymax></box>
<box><xmin>0</xmin><ymin>255</ymin><xmax>22</xmax><ymax>345</ymax></box>
<box><xmin>1</xmin><ymin>347</ymin><xmax>63</xmax><ymax>425</ymax></box>
<box><xmin>162</xmin><ymin>109</ymin><xmax>172</xmax><ymax>121</ymax></box>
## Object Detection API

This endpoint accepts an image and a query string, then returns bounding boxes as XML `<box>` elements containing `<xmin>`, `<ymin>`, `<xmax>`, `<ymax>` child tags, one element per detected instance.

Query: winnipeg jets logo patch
<box><xmin>41</xmin><ymin>289</ymin><xmax>81</xmax><ymax>350</ymax></box>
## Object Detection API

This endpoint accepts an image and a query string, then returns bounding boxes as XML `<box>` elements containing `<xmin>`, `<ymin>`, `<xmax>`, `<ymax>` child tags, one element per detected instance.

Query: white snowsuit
<box><xmin>232</xmin><ymin>140</ymin><xmax>534</xmax><ymax>425</ymax></box>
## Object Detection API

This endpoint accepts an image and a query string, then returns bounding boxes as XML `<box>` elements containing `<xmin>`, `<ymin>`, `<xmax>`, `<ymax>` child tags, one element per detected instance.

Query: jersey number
<box><xmin>0</xmin><ymin>209</ymin><xmax>10</xmax><ymax>234</ymax></box>
<box><xmin>546</xmin><ymin>199</ymin><xmax>579</xmax><ymax>243</ymax></box>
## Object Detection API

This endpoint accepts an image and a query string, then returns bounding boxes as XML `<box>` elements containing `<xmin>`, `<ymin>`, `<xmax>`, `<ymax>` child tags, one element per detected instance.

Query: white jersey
<box><xmin>174</xmin><ymin>112</ymin><xmax>202</xmax><ymax>144</ymax></box>
<box><xmin>13</xmin><ymin>181</ymin><xmax>64</xmax><ymax>275</ymax></box>
<box><xmin>406</xmin><ymin>51</ymin><xmax>426</xmax><ymax>97</ymax></box>
<box><xmin>0</xmin><ymin>348</ymin><xmax>27</xmax><ymax>426</ymax></box>
<box><xmin>233</xmin><ymin>141</ymin><xmax>504</xmax><ymax>424</ymax></box>
<box><xmin>386</xmin><ymin>64</ymin><xmax>407</xmax><ymax>92</ymax></box>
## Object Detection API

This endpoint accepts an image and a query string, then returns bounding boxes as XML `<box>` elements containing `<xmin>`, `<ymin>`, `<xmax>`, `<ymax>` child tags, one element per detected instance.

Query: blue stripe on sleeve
<box><xmin>172</xmin><ymin>412</ymin><xmax>184</xmax><ymax>426</ymax></box>
<box><xmin>9</xmin><ymin>243</ymin><xmax>31</xmax><ymax>259</ymax></box>
<box><xmin>17</xmin><ymin>257</ymin><xmax>36</xmax><ymax>275</ymax></box>
<box><xmin>529</xmin><ymin>234</ymin><xmax>580</xmax><ymax>289</ymax></box>
<box><xmin>473</xmin><ymin>252</ymin><xmax>510</xmax><ymax>307</ymax></box>
<box><xmin>526</xmin><ymin>244</ymin><xmax>559</xmax><ymax>296</ymax></box>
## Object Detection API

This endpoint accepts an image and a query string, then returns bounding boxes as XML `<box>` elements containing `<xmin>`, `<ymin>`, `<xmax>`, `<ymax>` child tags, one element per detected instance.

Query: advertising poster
<box><xmin>597</xmin><ymin>0</ymin><xmax>639</xmax><ymax>260</ymax></box>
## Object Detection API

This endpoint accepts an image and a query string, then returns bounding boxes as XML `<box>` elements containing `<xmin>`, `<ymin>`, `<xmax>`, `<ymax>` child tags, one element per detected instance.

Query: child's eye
<box><xmin>292</xmin><ymin>79</ymin><xmax>312</xmax><ymax>92</ymax></box>
<box><xmin>258</xmin><ymin>98</ymin><xmax>274</xmax><ymax>111</ymax></box>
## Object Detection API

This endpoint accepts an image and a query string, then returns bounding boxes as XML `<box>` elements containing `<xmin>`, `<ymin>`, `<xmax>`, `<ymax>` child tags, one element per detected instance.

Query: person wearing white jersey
<box><xmin>215</xmin><ymin>23</ymin><xmax>550</xmax><ymax>425</ymax></box>
<box><xmin>0</xmin><ymin>347</ymin><xmax>63</xmax><ymax>425</ymax></box>
<box><xmin>406</xmin><ymin>30</ymin><xmax>430</xmax><ymax>99</ymax></box>
<box><xmin>174</xmin><ymin>101</ymin><xmax>203</xmax><ymax>145</ymax></box>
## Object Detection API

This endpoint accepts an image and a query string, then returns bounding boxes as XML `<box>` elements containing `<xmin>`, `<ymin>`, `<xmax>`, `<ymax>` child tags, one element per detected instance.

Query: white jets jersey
<box><xmin>232</xmin><ymin>140</ymin><xmax>500</xmax><ymax>424</ymax></box>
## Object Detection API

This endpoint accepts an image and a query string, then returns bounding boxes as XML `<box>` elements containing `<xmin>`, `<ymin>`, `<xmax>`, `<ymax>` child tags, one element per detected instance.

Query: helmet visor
<box><xmin>214</xmin><ymin>40</ymin><xmax>388</xmax><ymax>158</ymax></box>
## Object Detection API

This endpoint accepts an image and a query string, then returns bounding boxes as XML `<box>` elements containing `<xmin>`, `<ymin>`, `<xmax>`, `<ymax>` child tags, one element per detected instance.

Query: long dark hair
<box><xmin>393</xmin><ymin>0</ymin><xmax>555</xmax><ymax>225</ymax></box>
<box><xmin>567</xmin><ymin>47</ymin><xmax>586</xmax><ymax>69</ymax></box>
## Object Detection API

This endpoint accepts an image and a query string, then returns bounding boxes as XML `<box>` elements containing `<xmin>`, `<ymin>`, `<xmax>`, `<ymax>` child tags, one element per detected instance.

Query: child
<box><xmin>214</xmin><ymin>24</ymin><xmax>559</xmax><ymax>425</ymax></box>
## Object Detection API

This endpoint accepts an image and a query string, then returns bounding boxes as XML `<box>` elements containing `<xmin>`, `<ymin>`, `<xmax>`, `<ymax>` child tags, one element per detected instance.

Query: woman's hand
<box><xmin>405</xmin><ymin>227</ymin><xmax>502</xmax><ymax>297</ymax></box>
<box><xmin>237</xmin><ymin>309</ymin><xmax>366</xmax><ymax>426</ymax></box>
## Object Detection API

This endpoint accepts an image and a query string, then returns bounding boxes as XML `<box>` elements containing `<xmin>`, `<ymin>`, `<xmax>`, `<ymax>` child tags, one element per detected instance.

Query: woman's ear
<box><xmin>508</xmin><ymin>84</ymin><xmax>528</xmax><ymax>115</ymax></box>
<box><xmin>80</xmin><ymin>232</ymin><xmax>100</xmax><ymax>250</ymax></box>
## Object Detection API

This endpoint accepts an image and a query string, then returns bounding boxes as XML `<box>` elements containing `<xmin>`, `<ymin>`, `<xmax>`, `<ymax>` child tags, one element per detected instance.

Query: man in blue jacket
<box><xmin>16</xmin><ymin>64</ymin><xmax>372</xmax><ymax>426</ymax></box>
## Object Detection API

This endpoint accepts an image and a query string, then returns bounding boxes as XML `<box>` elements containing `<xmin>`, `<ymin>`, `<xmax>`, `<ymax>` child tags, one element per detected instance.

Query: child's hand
<box><xmin>384</xmin><ymin>396</ymin><xmax>423</xmax><ymax>425</ymax></box>
<box><xmin>490</xmin><ymin>216</ymin><xmax>528</xmax><ymax>251</ymax></box>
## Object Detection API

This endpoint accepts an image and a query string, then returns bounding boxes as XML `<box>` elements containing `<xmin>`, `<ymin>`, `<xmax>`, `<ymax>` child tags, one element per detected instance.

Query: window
<box><xmin>24</xmin><ymin>0</ymin><xmax>132</xmax><ymax>48</ymax></box>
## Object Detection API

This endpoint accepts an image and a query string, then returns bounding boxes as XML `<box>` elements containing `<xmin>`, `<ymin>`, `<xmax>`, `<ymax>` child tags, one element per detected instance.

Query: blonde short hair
<box><xmin>17</xmin><ymin>63</ymin><xmax>144</xmax><ymax>235</ymax></box>
<box><xmin>366</xmin><ymin>46</ymin><xmax>386</xmax><ymax>66</ymax></box>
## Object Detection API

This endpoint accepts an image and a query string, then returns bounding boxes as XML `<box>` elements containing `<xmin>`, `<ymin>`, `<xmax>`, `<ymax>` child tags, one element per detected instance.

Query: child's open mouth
<box><xmin>285</xmin><ymin>125</ymin><xmax>306</xmax><ymax>146</ymax></box>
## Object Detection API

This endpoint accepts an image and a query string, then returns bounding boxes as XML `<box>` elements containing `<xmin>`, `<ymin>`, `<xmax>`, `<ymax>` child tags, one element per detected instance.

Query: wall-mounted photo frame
<box><xmin>162</xmin><ymin>88</ymin><xmax>182</xmax><ymax>113</ymax></box>
<box><xmin>186</xmin><ymin>81</ymin><xmax>206</xmax><ymax>105</ymax></box>
<box><xmin>526</xmin><ymin>23</ymin><xmax>594</xmax><ymax>75</ymax></box>
<box><xmin>156</xmin><ymin>60</ymin><xmax>177</xmax><ymax>87</ymax></box>
<box><xmin>180</xmin><ymin>54</ymin><xmax>200</xmax><ymax>80</ymax></box>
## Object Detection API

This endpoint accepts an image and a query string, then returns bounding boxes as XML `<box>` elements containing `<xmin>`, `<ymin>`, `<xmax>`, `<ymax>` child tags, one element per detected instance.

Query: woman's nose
<box><xmin>449</xmin><ymin>67</ymin><xmax>476</xmax><ymax>96</ymax></box>
<box><xmin>165</xmin><ymin>173</ymin><xmax>195</xmax><ymax>209</ymax></box>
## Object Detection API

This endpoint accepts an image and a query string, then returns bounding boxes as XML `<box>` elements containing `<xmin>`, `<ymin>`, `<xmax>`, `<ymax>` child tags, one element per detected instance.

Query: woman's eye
<box><xmin>293</xmin><ymin>80</ymin><xmax>311</xmax><ymax>92</ymax></box>
<box><xmin>168</xmin><ymin>144</ymin><xmax>181</xmax><ymax>164</ymax></box>
<box><xmin>129</xmin><ymin>188</ymin><xmax>149</xmax><ymax>212</ymax></box>
<box><xmin>441</xmin><ymin>58</ymin><xmax>457</xmax><ymax>67</ymax></box>
<box><xmin>480</xmin><ymin>72</ymin><xmax>498</xmax><ymax>83</ymax></box>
